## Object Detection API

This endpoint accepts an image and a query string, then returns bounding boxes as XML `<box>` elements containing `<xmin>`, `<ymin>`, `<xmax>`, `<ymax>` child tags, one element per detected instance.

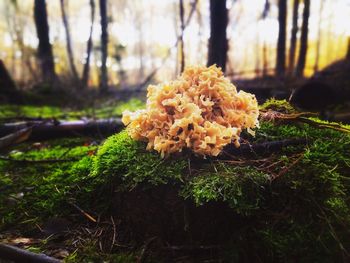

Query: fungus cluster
<box><xmin>122</xmin><ymin>65</ymin><xmax>259</xmax><ymax>157</ymax></box>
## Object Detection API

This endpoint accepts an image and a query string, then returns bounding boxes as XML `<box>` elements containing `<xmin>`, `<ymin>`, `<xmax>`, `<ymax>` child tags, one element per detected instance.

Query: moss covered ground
<box><xmin>0</xmin><ymin>98</ymin><xmax>144</xmax><ymax>122</ymax></box>
<box><xmin>1</xmin><ymin>99</ymin><xmax>350</xmax><ymax>262</ymax></box>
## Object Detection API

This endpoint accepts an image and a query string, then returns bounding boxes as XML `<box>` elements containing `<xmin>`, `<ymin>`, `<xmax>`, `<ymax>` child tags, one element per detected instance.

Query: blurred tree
<box><xmin>0</xmin><ymin>60</ymin><xmax>20</xmax><ymax>102</ymax></box>
<box><xmin>288</xmin><ymin>0</ymin><xmax>299</xmax><ymax>74</ymax></box>
<box><xmin>132</xmin><ymin>1</ymin><xmax>145</xmax><ymax>81</ymax></box>
<box><xmin>113</xmin><ymin>44</ymin><xmax>126</xmax><ymax>87</ymax></box>
<box><xmin>33</xmin><ymin>0</ymin><xmax>56</xmax><ymax>83</ymax></box>
<box><xmin>314</xmin><ymin>0</ymin><xmax>324</xmax><ymax>73</ymax></box>
<box><xmin>261</xmin><ymin>0</ymin><xmax>270</xmax><ymax>77</ymax></box>
<box><xmin>173</xmin><ymin>2</ymin><xmax>179</xmax><ymax>76</ymax></box>
<box><xmin>99</xmin><ymin>0</ymin><xmax>108</xmax><ymax>92</ymax></box>
<box><xmin>5</xmin><ymin>0</ymin><xmax>37</xmax><ymax>82</ymax></box>
<box><xmin>347</xmin><ymin>37</ymin><xmax>350</xmax><ymax>60</ymax></box>
<box><xmin>60</xmin><ymin>0</ymin><xmax>79</xmax><ymax>82</ymax></box>
<box><xmin>207</xmin><ymin>0</ymin><xmax>228</xmax><ymax>72</ymax></box>
<box><xmin>295</xmin><ymin>0</ymin><xmax>310</xmax><ymax>77</ymax></box>
<box><xmin>82</xmin><ymin>0</ymin><xmax>95</xmax><ymax>88</ymax></box>
<box><xmin>179</xmin><ymin>0</ymin><xmax>185</xmax><ymax>73</ymax></box>
<box><xmin>276</xmin><ymin>0</ymin><xmax>287</xmax><ymax>77</ymax></box>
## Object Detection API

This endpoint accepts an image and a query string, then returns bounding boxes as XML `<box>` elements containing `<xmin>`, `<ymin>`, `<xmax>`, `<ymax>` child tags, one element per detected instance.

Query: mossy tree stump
<box><xmin>91</xmin><ymin>100</ymin><xmax>350</xmax><ymax>261</ymax></box>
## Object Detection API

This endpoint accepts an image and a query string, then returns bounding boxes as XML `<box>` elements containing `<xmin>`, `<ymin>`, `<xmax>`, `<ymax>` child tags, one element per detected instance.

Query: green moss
<box><xmin>260</xmin><ymin>98</ymin><xmax>297</xmax><ymax>113</ymax></box>
<box><xmin>0</xmin><ymin>104</ymin><xmax>63</xmax><ymax>120</ymax></box>
<box><xmin>64</xmin><ymin>244</ymin><xmax>137</xmax><ymax>263</ymax></box>
<box><xmin>0</xmin><ymin>139</ymin><xmax>97</xmax><ymax>230</ymax></box>
<box><xmin>181</xmin><ymin>165</ymin><xmax>269</xmax><ymax>215</ymax></box>
<box><xmin>93</xmin><ymin>130</ymin><xmax>187</xmax><ymax>189</ymax></box>
<box><xmin>0</xmin><ymin>98</ymin><xmax>144</xmax><ymax>122</ymax></box>
<box><xmin>91</xmin><ymin>98</ymin><xmax>145</xmax><ymax>118</ymax></box>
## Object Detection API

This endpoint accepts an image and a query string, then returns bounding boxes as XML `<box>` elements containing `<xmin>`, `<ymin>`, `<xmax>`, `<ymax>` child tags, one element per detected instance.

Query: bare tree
<box><xmin>347</xmin><ymin>37</ymin><xmax>350</xmax><ymax>60</ymax></box>
<box><xmin>261</xmin><ymin>0</ymin><xmax>270</xmax><ymax>77</ymax></box>
<box><xmin>179</xmin><ymin>0</ymin><xmax>185</xmax><ymax>73</ymax></box>
<box><xmin>0</xmin><ymin>60</ymin><xmax>20</xmax><ymax>102</ymax></box>
<box><xmin>276</xmin><ymin>0</ymin><xmax>287</xmax><ymax>77</ymax></box>
<box><xmin>60</xmin><ymin>0</ymin><xmax>79</xmax><ymax>82</ymax></box>
<box><xmin>295</xmin><ymin>0</ymin><xmax>310</xmax><ymax>77</ymax></box>
<box><xmin>314</xmin><ymin>0</ymin><xmax>324</xmax><ymax>73</ymax></box>
<box><xmin>207</xmin><ymin>0</ymin><xmax>228</xmax><ymax>72</ymax></box>
<box><xmin>33</xmin><ymin>0</ymin><xmax>56</xmax><ymax>83</ymax></box>
<box><xmin>99</xmin><ymin>0</ymin><xmax>108</xmax><ymax>92</ymax></box>
<box><xmin>288</xmin><ymin>0</ymin><xmax>299</xmax><ymax>74</ymax></box>
<box><xmin>82</xmin><ymin>0</ymin><xmax>95</xmax><ymax>88</ymax></box>
<box><xmin>173</xmin><ymin>2</ymin><xmax>179</xmax><ymax>76</ymax></box>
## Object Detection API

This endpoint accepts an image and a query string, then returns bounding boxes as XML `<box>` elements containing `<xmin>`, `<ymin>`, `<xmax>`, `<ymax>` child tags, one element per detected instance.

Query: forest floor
<box><xmin>1</xmin><ymin>97</ymin><xmax>350</xmax><ymax>262</ymax></box>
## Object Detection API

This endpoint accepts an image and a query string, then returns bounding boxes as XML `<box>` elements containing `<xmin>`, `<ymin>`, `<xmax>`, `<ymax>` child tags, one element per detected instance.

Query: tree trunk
<box><xmin>276</xmin><ymin>0</ymin><xmax>287</xmax><ymax>78</ymax></box>
<box><xmin>179</xmin><ymin>0</ymin><xmax>185</xmax><ymax>73</ymax></box>
<box><xmin>346</xmin><ymin>37</ymin><xmax>350</xmax><ymax>60</ymax></box>
<box><xmin>33</xmin><ymin>0</ymin><xmax>56</xmax><ymax>83</ymax></box>
<box><xmin>313</xmin><ymin>0</ymin><xmax>324</xmax><ymax>73</ymax></box>
<box><xmin>288</xmin><ymin>0</ymin><xmax>299</xmax><ymax>74</ymax></box>
<box><xmin>262</xmin><ymin>42</ymin><xmax>268</xmax><ymax>76</ymax></box>
<box><xmin>0</xmin><ymin>60</ymin><xmax>20</xmax><ymax>103</ymax></box>
<box><xmin>82</xmin><ymin>0</ymin><xmax>95</xmax><ymax>88</ymax></box>
<box><xmin>60</xmin><ymin>0</ymin><xmax>79</xmax><ymax>82</ymax></box>
<box><xmin>207</xmin><ymin>0</ymin><xmax>228</xmax><ymax>72</ymax></box>
<box><xmin>99</xmin><ymin>0</ymin><xmax>108</xmax><ymax>92</ymax></box>
<box><xmin>261</xmin><ymin>0</ymin><xmax>270</xmax><ymax>77</ymax></box>
<box><xmin>295</xmin><ymin>0</ymin><xmax>310</xmax><ymax>77</ymax></box>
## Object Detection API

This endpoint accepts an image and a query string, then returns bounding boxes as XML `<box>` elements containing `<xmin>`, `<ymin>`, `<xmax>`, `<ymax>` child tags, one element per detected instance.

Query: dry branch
<box><xmin>0</xmin><ymin>127</ymin><xmax>32</xmax><ymax>150</ymax></box>
<box><xmin>0</xmin><ymin>243</ymin><xmax>60</xmax><ymax>263</ymax></box>
<box><xmin>222</xmin><ymin>138</ymin><xmax>308</xmax><ymax>158</ymax></box>
<box><xmin>0</xmin><ymin>118</ymin><xmax>123</xmax><ymax>141</ymax></box>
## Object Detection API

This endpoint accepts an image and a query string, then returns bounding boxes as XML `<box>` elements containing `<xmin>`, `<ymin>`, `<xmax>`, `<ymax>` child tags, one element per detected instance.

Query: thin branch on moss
<box><xmin>222</xmin><ymin>138</ymin><xmax>308</xmax><ymax>158</ymax></box>
<box><xmin>260</xmin><ymin>110</ymin><xmax>350</xmax><ymax>133</ymax></box>
<box><xmin>69</xmin><ymin>202</ymin><xmax>97</xmax><ymax>223</ymax></box>
<box><xmin>271</xmin><ymin>153</ymin><xmax>304</xmax><ymax>180</ymax></box>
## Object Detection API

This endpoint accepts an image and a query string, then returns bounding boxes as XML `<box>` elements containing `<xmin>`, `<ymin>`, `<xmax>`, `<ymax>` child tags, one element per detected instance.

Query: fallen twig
<box><xmin>222</xmin><ymin>138</ymin><xmax>308</xmax><ymax>158</ymax></box>
<box><xmin>0</xmin><ymin>243</ymin><xmax>60</xmax><ymax>263</ymax></box>
<box><xmin>137</xmin><ymin>237</ymin><xmax>158</xmax><ymax>263</ymax></box>
<box><xmin>0</xmin><ymin>127</ymin><xmax>32</xmax><ymax>150</ymax></box>
<box><xmin>271</xmin><ymin>153</ymin><xmax>304</xmax><ymax>180</ymax></box>
<box><xmin>69</xmin><ymin>202</ymin><xmax>97</xmax><ymax>223</ymax></box>
<box><xmin>260</xmin><ymin>110</ymin><xmax>350</xmax><ymax>133</ymax></box>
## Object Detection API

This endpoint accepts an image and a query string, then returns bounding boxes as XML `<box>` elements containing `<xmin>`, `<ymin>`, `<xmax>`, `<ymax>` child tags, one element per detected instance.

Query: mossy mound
<box><xmin>91</xmin><ymin>107</ymin><xmax>350</xmax><ymax>261</ymax></box>
<box><xmin>1</xmin><ymin>100</ymin><xmax>350</xmax><ymax>262</ymax></box>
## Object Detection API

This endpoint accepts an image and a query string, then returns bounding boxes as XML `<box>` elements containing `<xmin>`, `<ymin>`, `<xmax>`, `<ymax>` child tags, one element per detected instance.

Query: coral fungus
<box><xmin>122</xmin><ymin>65</ymin><xmax>259</xmax><ymax>157</ymax></box>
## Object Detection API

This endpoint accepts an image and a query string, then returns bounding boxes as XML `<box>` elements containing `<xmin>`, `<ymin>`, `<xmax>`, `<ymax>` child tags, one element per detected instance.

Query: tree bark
<box><xmin>60</xmin><ymin>0</ymin><xmax>79</xmax><ymax>82</ymax></box>
<box><xmin>288</xmin><ymin>0</ymin><xmax>299</xmax><ymax>74</ymax></box>
<box><xmin>276</xmin><ymin>0</ymin><xmax>287</xmax><ymax>78</ymax></box>
<box><xmin>207</xmin><ymin>0</ymin><xmax>228</xmax><ymax>72</ymax></box>
<box><xmin>99</xmin><ymin>0</ymin><xmax>108</xmax><ymax>92</ymax></box>
<box><xmin>33</xmin><ymin>0</ymin><xmax>56</xmax><ymax>83</ymax></box>
<box><xmin>295</xmin><ymin>0</ymin><xmax>310</xmax><ymax>77</ymax></box>
<box><xmin>82</xmin><ymin>0</ymin><xmax>95</xmax><ymax>88</ymax></box>
<box><xmin>179</xmin><ymin>0</ymin><xmax>185</xmax><ymax>73</ymax></box>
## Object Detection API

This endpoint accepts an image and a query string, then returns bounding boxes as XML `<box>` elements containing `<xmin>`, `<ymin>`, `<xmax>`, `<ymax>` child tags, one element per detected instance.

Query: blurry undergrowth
<box><xmin>0</xmin><ymin>98</ymin><xmax>144</xmax><ymax>122</ymax></box>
